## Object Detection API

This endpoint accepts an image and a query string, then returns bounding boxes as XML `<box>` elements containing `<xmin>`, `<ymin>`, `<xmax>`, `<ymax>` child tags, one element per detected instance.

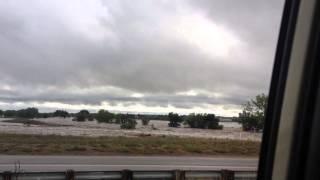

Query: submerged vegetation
<box><xmin>0</xmin><ymin>93</ymin><xmax>267</xmax><ymax>132</ymax></box>
<box><xmin>0</xmin><ymin>108</ymin><xmax>225</xmax><ymax>130</ymax></box>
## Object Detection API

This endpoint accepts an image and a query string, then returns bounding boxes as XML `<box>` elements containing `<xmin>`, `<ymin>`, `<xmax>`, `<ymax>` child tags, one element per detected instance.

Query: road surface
<box><xmin>0</xmin><ymin>156</ymin><xmax>258</xmax><ymax>172</ymax></box>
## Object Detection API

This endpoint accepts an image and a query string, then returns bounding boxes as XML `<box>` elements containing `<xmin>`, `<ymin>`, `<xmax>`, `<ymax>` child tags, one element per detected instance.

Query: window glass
<box><xmin>0</xmin><ymin>0</ymin><xmax>284</xmax><ymax>175</ymax></box>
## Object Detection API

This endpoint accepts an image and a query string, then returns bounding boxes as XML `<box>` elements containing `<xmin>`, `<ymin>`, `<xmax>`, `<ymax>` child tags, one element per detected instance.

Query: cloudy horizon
<box><xmin>0</xmin><ymin>0</ymin><xmax>284</xmax><ymax>116</ymax></box>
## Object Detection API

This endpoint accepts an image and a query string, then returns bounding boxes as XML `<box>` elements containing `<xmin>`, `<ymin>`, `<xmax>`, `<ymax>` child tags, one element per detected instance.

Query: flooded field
<box><xmin>0</xmin><ymin>118</ymin><xmax>261</xmax><ymax>141</ymax></box>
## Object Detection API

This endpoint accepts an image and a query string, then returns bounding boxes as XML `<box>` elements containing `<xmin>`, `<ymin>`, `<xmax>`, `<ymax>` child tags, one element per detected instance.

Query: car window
<box><xmin>0</xmin><ymin>1</ymin><xmax>285</xmax><ymax>179</ymax></box>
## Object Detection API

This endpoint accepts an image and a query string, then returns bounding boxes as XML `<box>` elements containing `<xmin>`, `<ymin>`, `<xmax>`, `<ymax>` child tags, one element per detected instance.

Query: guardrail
<box><xmin>1</xmin><ymin>170</ymin><xmax>256</xmax><ymax>180</ymax></box>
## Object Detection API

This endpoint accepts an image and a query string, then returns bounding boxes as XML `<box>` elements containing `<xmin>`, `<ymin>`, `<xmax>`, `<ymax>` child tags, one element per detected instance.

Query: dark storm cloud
<box><xmin>0</xmin><ymin>86</ymin><xmax>247</xmax><ymax>109</ymax></box>
<box><xmin>0</xmin><ymin>0</ymin><xmax>284</xmax><ymax>114</ymax></box>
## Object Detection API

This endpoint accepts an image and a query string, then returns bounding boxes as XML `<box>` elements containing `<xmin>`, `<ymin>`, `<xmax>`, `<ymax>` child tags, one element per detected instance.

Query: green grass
<box><xmin>0</xmin><ymin>133</ymin><xmax>260</xmax><ymax>156</ymax></box>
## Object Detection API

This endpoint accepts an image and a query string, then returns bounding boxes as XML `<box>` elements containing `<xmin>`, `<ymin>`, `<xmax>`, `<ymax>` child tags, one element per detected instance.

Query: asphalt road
<box><xmin>0</xmin><ymin>156</ymin><xmax>258</xmax><ymax>172</ymax></box>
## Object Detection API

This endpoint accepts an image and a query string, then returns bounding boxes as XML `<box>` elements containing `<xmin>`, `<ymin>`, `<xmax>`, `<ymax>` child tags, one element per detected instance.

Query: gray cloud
<box><xmin>0</xmin><ymin>0</ymin><xmax>284</xmax><ymax>115</ymax></box>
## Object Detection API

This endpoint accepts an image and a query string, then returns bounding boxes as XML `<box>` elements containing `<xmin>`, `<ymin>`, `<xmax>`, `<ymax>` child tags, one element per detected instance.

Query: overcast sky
<box><xmin>0</xmin><ymin>0</ymin><xmax>284</xmax><ymax>116</ymax></box>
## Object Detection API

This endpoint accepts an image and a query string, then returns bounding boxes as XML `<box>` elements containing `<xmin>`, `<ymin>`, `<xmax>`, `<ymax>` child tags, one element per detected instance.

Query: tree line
<box><xmin>0</xmin><ymin>108</ymin><xmax>40</xmax><ymax>119</ymax></box>
<box><xmin>0</xmin><ymin>108</ymin><xmax>223</xmax><ymax>130</ymax></box>
<box><xmin>0</xmin><ymin>108</ymin><xmax>70</xmax><ymax>119</ymax></box>
<box><xmin>0</xmin><ymin>93</ymin><xmax>267</xmax><ymax>132</ymax></box>
<box><xmin>167</xmin><ymin>112</ymin><xmax>223</xmax><ymax>129</ymax></box>
<box><xmin>74</xmin><ymin>110</ymin><xmax>223</xmax><ymax>130</ymax></box>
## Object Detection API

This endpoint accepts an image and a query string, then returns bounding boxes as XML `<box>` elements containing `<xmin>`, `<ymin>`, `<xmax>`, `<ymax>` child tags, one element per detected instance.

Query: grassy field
<box><xmin>0</xmin><ymin>133</ymin><xmax>260</xmax><ymax>156</ymax></box>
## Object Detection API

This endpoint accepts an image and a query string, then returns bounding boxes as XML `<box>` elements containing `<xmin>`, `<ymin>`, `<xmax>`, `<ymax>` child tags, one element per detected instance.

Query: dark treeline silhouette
<box><xmin>137</xmin><ymin>114</ymin><xmax>169</xmax><ymax>121</ymax></box>
<box><xmin>0</xmin><ymin>108</ymin><xmax>70</xmax><ymax>119</ymax></box>
<box><xmin>53</xmin><ymin>110</ymin><xmax>69</xmax><ymax>118</ymax></box>
<box><xmin>184</xmin><ymin>113</ymin><xmax>223</xmax><ymax>129</ymax></box>
<box><xmin>0</xmin><ymin>108</ymin><xmax>224</xmax><ymax>130</ymax></box>
<box><xmin>73</xmin><ymin>110</ymin><xmax>92</xmax><ymax>122</ymax></box>
<box><xmin>168</xmin><ymin>112</ymin><xmax>183</xmax><ymax>127</ymax></box>
<box><xmin>0</xmin><ymin>108</ymin><xmax>39</xmax><ymax>119</ymax></box>
<box><xmin>88</xmin><ymin>110</ymin><xmax>137</xmax><ymax>129</ymax></box>
<box><xmin>168</xmin><ymin>112</ymin><xmax>223</xmax><ymax>129</ymax></box>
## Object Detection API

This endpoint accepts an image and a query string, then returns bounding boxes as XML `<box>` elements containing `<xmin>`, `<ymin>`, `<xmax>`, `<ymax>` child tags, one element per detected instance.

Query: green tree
<box><xmin>95</xmin><ymin>109</ymin><xmax>114</xmax><ymax>123</ymax></box>
<box><xmin>37</xmin><ymin>112</ymin><xmax>52</xmax><ymax>118</ymax></box>
<box><xmin>185</xmin><ymin>113</ymin><xmax>201</xmax><ymax>128</ymax></box>
<box><xmin>119</xmin><ymin>114</ymin><xmax>137</xmax><ymax>129</ymax></box>
<box><xmin>53</xmin><ymin>110</ymin><xmax>69</xmax><ymax>118</ymax></box>
<box><xmin>114</xmin><ymin>114</ymin><xmax>125</xmax><ymax>124</ymax></box>
<box><xmin>239</xmin><ymin>93</ymin><xmax>268</xmax><ymax>132</ymax></box>
<box><xmin>205</xmin><ymin>114</ymin><xmax>223</xmax><ymax>129</ymax></box>
<box><xmin>185</xmin><ymin>113</ymin><xmax>222</xmax><ymax>129</ymax></box>
<box><xmin>0</xmin><ymin>110</ymin><xmax>3</xmax><ymax>117</ymax></box>
<box><xmin>74</xmin><ymin>110</ymin><xmax>90</xmax><ymax>122</ymax></box>
<box><xmin>17</xmin><ymin>108</ymin><xmax>39</xmax><ymax>119</ymax></box>
<box><xmin>168</xmin><ymin>112</ymin><xmax>183</xmax><ymax>127</ymax></box>
<box><xmin>4</xmin><ymin>110</ymin><xmax>17</xmax><ymax>118</ymax></box>
<box><xmin>141</xmin><ymin>119</ymin><xmax>150</xmax><ymax>126</ymax></box>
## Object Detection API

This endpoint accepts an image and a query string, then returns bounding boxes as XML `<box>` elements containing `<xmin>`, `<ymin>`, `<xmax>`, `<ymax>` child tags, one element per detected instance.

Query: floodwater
<box><xmin>0</xmin><ymin>118</ymin><xmax>261</xmax><ymax>141</ymax></box>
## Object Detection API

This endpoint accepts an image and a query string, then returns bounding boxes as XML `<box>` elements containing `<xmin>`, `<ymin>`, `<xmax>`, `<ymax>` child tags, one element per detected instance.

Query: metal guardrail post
<box><xmin>174</xmin><ymin>170</ymin><xmax>185</xmax><ymax>180</ymax></box>
<box><xmin>2</xmin><ymin>171</ymin><xmax>12</xmax><ymax>180</ymax></box>
<box><xmin>221</xmin><ymin>170</ymin><xmax>235</xmax><ymax>180</ymax></box>
<box><xmin>122</xmin><ymin>169</ymin><xmax>133</xmax><ymax>180</ymax></box>
<box><xmin>65</xmin><ymin>169</ymin><xmax>75</xmax><ymax>180</ymax></box>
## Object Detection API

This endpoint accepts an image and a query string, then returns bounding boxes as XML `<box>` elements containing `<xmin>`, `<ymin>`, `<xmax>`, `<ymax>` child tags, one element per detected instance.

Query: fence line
<box><xmin>1</xmin><ymin>169</ymin><xmax>256</xmax><ymax>180</ymax></box>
